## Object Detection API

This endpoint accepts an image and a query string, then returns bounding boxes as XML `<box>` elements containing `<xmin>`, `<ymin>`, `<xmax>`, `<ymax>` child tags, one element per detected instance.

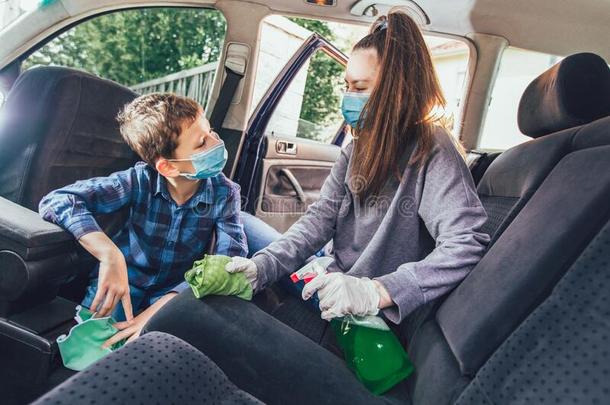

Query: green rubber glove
<box><xmin>57</xmin><ymin>306</ymin><xmax>125</xmax><ymax>371</ymax></box>
<box><xmin>185</xmin><ymin>254</ymin><xmax>253</xmax><ymax>301</ymax></box>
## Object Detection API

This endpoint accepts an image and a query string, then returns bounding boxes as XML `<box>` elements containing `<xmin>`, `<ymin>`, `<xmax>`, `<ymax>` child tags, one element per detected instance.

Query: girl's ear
<box><xmin>155</xmin><ymin>158</ymin><xmax>181</xmax><ymax>178</ymax></box>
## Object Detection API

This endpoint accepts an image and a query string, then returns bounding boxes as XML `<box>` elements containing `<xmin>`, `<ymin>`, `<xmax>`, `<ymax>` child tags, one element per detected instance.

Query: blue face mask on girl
<box><xmin>341</xmin><ymin>91</ymin><xmax>370</xmax><ymax>129</ymax></box>
<box><xmin>169</xmin><ymin>141</ymin><xmax>228</xmax><ymax>180</ymax></box>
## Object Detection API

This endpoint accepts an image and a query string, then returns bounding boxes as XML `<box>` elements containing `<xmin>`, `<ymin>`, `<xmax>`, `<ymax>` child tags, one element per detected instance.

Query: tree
<box><xmin>24</xmin><ymin>8</ymin><xmax>226</xmax><ymax>86</ymax></box>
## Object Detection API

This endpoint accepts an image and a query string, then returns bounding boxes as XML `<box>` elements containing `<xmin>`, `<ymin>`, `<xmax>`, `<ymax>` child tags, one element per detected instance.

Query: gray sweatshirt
<box><xmin>251</xmin><ymin>126</ymin><xmax>490</xmax><ymax>323</ymax></box>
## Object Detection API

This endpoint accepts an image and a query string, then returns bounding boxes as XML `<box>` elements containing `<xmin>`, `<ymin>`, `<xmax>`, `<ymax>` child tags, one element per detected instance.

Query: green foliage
<box><xmin>23</xmin><ymin>8</ymin><xmax>226</xmax><ymax>86</ymax></box>
<box><xmin>289</xmin><ymin>18</ymin><xmax>345</xmax><ymax>141</ymax></box>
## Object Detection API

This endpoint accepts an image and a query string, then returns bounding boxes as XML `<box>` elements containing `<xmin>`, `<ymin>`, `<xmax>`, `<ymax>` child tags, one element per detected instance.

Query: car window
<box><xmin>22</xmin><ymin>7</ymin><xmax>226</xmax><ymax>111</ymax></box>
<box><xmin>254</xmin><ymin>16</ymin><xmax>471</xmax><ymax>143</ymax></box>
<box><xmin>254</xmin><ymin>16</ymin><xmax>348</xmax><ymax>143</ymax></box>
<box><xmin>479</xmin><ymin>47</ymin><xmax>562</xmax><ymax>150</ymax></box>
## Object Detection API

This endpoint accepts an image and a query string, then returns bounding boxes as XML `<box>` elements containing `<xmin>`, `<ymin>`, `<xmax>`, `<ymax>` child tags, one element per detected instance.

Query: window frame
<box><xmin>421</xmin><ymin>30</ymin><xmax>478</xmax><ymax>143</ymax></box>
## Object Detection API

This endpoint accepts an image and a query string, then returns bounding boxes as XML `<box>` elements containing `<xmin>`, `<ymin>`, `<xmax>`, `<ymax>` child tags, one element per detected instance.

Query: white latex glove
<box><xmin>302</xmin><ymin>272</ymin><xmax>380</xmax><ymax>321</ymax></box>
<box><xmin>225</xmin><ymin>257</ymin><xmax>258</xmax><ymax>290</ymax></box>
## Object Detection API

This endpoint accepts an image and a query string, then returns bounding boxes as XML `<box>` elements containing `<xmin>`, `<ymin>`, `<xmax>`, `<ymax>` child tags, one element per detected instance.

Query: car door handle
<box><xmin>279</xmin><ymin>168</ymin><xmax>306</xmax><ymax>202</ymax></box>
<box><xmin>276</xmin><ymin>140</ymin><xmax>297</xmax><ymax>155</ymax></box>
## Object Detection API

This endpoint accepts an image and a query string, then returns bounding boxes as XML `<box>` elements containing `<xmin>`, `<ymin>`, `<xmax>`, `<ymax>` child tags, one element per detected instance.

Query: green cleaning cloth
<box><xmin>185</xmin><ymin>254</ymin><xmax>253</xmax><ymax>300</ymax></box>
<box><xmin>56</xmin><ymin>306</ymin><xmax>125</xmax><ymax>371</ymax></box>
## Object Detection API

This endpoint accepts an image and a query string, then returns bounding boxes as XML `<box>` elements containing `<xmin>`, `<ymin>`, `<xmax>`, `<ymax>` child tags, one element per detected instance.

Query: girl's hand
<box><xmin>102</xmin><ymin>292</ymin><xmax>177</xmax><ymax>349</ymax></box>
<box><xmin>225</xmin><ymin>257</ymin><xmax>258</xmax><ymax>289</ymax></box>
<box><xmin>302</xmin><ymin>273</ymin><xmax>382</xmax><ymax>321</ymax></box>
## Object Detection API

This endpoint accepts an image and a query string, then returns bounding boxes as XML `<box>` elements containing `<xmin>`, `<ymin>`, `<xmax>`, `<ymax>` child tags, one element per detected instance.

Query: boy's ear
<box><xmin>155</xmin><ymin>158</ymin><xmax>181</xmax><ymax>178</ymax></box>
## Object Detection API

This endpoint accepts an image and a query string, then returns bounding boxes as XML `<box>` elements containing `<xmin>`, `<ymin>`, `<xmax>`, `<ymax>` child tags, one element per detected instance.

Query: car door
<box><xmin>235</xmin><ymin>33</ymin><xmax>348</xmax><ymax>232</ymax></box>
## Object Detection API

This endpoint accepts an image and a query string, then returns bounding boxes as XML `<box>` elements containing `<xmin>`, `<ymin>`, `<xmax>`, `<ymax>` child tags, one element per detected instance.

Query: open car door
<box><xmin>235</xmin><ymin>33</ymin><xmax>348</xmax><ymax>232</ymax></box>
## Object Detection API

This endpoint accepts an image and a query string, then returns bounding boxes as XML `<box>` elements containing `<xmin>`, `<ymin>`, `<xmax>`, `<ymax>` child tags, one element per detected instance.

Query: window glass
<box><xmin>23</xmin><ymin>8</ymin><xmax>226</xmax><ymax>110</ymax></box>
<box><xmin>264</xmin><ymin>47</ymin><xmax>345</xmax><ymax>143</ymax></box>
<box><xmin>480</xmin><ymin>47</ymin><xmax>562</xmax><ymax>150</ymax></box>
<box><xmin>254</xmin><ymin>15</ymin><xmax>471</xmax><ymax>142</ymax></box>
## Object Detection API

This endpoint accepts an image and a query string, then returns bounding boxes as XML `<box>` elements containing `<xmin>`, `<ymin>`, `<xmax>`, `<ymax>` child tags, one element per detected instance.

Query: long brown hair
<box><xmin>350</xmin><ymin>12</ymin><xmax>446</xmax><ymax>198</ymax></box>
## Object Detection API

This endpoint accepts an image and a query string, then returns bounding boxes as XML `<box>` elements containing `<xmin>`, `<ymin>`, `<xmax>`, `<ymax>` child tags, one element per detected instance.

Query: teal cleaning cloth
<box><xmin>56</xmin><ymin>306</ymin><xmax>125</xmax><ymax>371</ymax></box>
<box><xmin>185</xmin><ymin>254</ymin><xmax>253</xmax><ymax>300</ymax></box>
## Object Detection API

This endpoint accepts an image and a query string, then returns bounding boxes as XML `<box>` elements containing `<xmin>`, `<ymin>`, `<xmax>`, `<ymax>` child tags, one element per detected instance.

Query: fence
<box><xmin>130</xmin><ymin>61</ymin><xmax>218</xmax><ymax>109</ymax></box>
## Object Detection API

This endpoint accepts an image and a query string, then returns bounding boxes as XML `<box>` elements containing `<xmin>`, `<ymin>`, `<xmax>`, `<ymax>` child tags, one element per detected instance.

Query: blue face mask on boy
<box><xmin>341</xmin><ymin>92</ymin><xmax>370</xmax><ymax>128</ymax></box>
<box><xmin>170</xmin><ymin>141</ymin><xmax>228</xmax><ymax>180</ymax></box>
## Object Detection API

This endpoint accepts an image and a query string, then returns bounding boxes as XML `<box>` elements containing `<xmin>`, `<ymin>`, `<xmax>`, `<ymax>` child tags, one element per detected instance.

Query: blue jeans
<box><xmin>241</xmin><ymin>212</ymin><xmax>325</xmax><ymax>259</ymax></box>
<box><xmin>241</xmin><ymin>212</ymin><xmax>323</xmax><ymax>308</ymax></box>
<box><xmin>241</xmin><ymin>212</ymin><xmax>283</xmax><ymax>259</ymax></box>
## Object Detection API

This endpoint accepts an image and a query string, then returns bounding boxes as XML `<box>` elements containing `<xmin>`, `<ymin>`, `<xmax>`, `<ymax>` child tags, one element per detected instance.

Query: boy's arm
<box><xmin>38</xmin><ymin>167</ymin><xmax>140</xmax><ymax>239</ymax></box>
<box><xmin>39</xmin><ymin>166</ymin><xmax>141</xmax><ymax>320</ymax></box>
<box><xmin>79</xmin><ymin>231</ymin><xmax>133</xmax><ymax>320</ymax></box>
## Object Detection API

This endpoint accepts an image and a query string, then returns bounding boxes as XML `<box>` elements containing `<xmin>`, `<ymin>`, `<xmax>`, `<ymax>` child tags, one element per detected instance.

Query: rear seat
<box><xmin>477</xmin><ymin>52</ymin><xmax>610</xmax><ymax>244</ymax></box>
<box><xmin>466</xmin><ymin>150</ymin><xmax>501</xmax><ymax>185</ymax></box>
<box><xmin>456</xmin><ymin>196</ymin><xmax>610</xmax><ymax>404</ymax></box>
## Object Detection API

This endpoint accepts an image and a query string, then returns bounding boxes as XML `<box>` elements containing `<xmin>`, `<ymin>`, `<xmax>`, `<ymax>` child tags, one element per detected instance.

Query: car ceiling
<box><xmin>1</xmin><ymin>0</ymin><xmax>609</xmax><ymax>68</ymax></box>
<box><xmin>261</xmin><ymin>0</ymin><xmax>610</xmax><ymax>60</ymax></box>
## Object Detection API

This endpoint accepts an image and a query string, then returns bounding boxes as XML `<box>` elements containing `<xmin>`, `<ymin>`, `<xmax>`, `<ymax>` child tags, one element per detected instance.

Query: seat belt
<box><xmin>209</xmin><ymin>43</ymin><xmax>249</xmax><ymax>130</ymax></box>
<box><xmin>209</xmin><ymin>66</ymin><xmax>244</xmax><ymax>130</ymax></box>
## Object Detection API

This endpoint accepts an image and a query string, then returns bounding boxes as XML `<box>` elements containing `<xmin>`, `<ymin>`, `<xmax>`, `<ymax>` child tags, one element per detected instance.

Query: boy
<box><xmin>39</xmin><ymin>93</ymin><xmax>247</xmax><ymax>343</ymax></box>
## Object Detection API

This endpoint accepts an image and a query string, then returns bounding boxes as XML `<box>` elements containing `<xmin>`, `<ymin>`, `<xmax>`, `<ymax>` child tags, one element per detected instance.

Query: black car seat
<box><xmin>0</xmin><ymin>66</ymin><xmax>140</xmax><ymax>307</ymax></box>
<box><xmin>455</xmin><ymin>208</ymin><xmax>610</xmax><ymax>404</ymax></box>
<box><xmin>0</xmin><ymin>66</ymin><xmax>138</xmax><ymax>399</ymax></box>
<box><xmin>32</xmin><ymin>332</ymin><xmax>264</xmax><ymax>405</ymax></box>
<box><xmin>477</xmin><ymin>52</ymin><xmax>610</xmax><ymax>245</ymax></box>
<box><xmin>404</xmin><ymin>54</ymin><xmax>610</xmax><ymax>404</ymax></box>
<box><xmin>466</xmin><ymin>52</ymin><xmax>610</xmax><ymax>187</ymax></box>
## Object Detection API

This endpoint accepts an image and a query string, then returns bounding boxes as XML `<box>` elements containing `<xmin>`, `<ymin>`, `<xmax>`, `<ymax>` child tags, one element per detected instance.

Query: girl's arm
<box><xmin>251</xmin><ymin>144</ymin><xmax>352</xmax><ymax>291</ymax></box>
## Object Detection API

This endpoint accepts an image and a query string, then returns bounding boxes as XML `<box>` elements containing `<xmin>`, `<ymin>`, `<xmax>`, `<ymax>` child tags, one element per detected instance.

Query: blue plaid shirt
<box><xmin>39</xmin><ymin>162</ymin><xmax>248</xmax><ymax>296</ymax></box>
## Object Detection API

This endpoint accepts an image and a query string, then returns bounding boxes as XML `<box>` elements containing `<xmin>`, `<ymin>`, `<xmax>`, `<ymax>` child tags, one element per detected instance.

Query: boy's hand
<box><xmin>102</xmin><ymin>292</ymin><xmax>177</xmax><ymax>349</ymax></box>
<box><xmin>78</xmin><ymin>231</ymin><xmax>134</xmax><ymax>322</ymax></box>
<box><xmin>90</xmin><ymin>249</ymin><xmax>133</xmax><ymax>321</ymax></box>
<box><xmin>225</xmin><ymin>257</ymin><xmax>258</xmax><ymax>289</ymax></box>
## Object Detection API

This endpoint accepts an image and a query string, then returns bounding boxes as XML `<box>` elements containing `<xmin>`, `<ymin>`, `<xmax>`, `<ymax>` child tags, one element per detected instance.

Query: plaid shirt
<box><xmin>39</xmin><ymin>162</ymin><xmax>247</xmax><ymax>294</ymax></box>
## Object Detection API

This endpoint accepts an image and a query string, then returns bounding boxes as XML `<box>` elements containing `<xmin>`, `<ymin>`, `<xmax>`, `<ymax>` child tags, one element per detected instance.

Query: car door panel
<box><xmin>236</xmin><ymin>34</ymin><xmax>347</xmax><ymax>232</ymax></box>
<box><xmin>256</xmin><ymin>136</ymin><xmax>339</xmax><ymax>231</ymax></box>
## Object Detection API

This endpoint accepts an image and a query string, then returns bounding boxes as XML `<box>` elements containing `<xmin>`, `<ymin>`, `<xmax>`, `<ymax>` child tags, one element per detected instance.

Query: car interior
<box><xmin>0</xmin><ymin>0</ymin><xmax>609</xmax><ymax>404</ymax></box>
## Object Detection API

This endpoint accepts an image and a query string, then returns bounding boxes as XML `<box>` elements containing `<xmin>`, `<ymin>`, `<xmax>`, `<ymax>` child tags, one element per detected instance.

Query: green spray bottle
<box><xmin>291</xmin><ymin>259</ymin><xmax>414</xmax><ymax>395</ymax></box>
<box><xmin>330</xmin><ymin>315</ymin><xmax>414</xmax><ymax>395</ymax></box>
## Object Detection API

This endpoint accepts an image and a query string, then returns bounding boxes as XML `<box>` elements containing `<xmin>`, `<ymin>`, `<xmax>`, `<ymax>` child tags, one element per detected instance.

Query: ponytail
<box><xmin>350</xmin><ymin>11</ymin><xmax>446</xmax><ymax>198</ymax></box>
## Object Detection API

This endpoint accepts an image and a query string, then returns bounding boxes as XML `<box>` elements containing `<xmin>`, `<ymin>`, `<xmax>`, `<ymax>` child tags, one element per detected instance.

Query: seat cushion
<box><xmin>31</xmin><ymin>332</ymin><xmax>263</xmax><ymax>405</ymax></box>
<box><xmin>455</xmin><ymin>219</ymin><xmax>610</xmax><ymax>405</ymax></box>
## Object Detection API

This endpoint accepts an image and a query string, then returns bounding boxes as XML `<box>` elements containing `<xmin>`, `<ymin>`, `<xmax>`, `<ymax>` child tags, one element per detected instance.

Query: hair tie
<box><xmin>374</xmin><ymin>20</ymin><xmax>388</xmax><ymax>33</ymax></box>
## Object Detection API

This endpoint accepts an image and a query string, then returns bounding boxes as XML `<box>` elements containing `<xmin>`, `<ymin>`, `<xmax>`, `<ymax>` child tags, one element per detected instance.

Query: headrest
<box><xmin>518</xmin><ymin>52</ymin><xmax>610</xmax><ymax>138</ymax></box>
